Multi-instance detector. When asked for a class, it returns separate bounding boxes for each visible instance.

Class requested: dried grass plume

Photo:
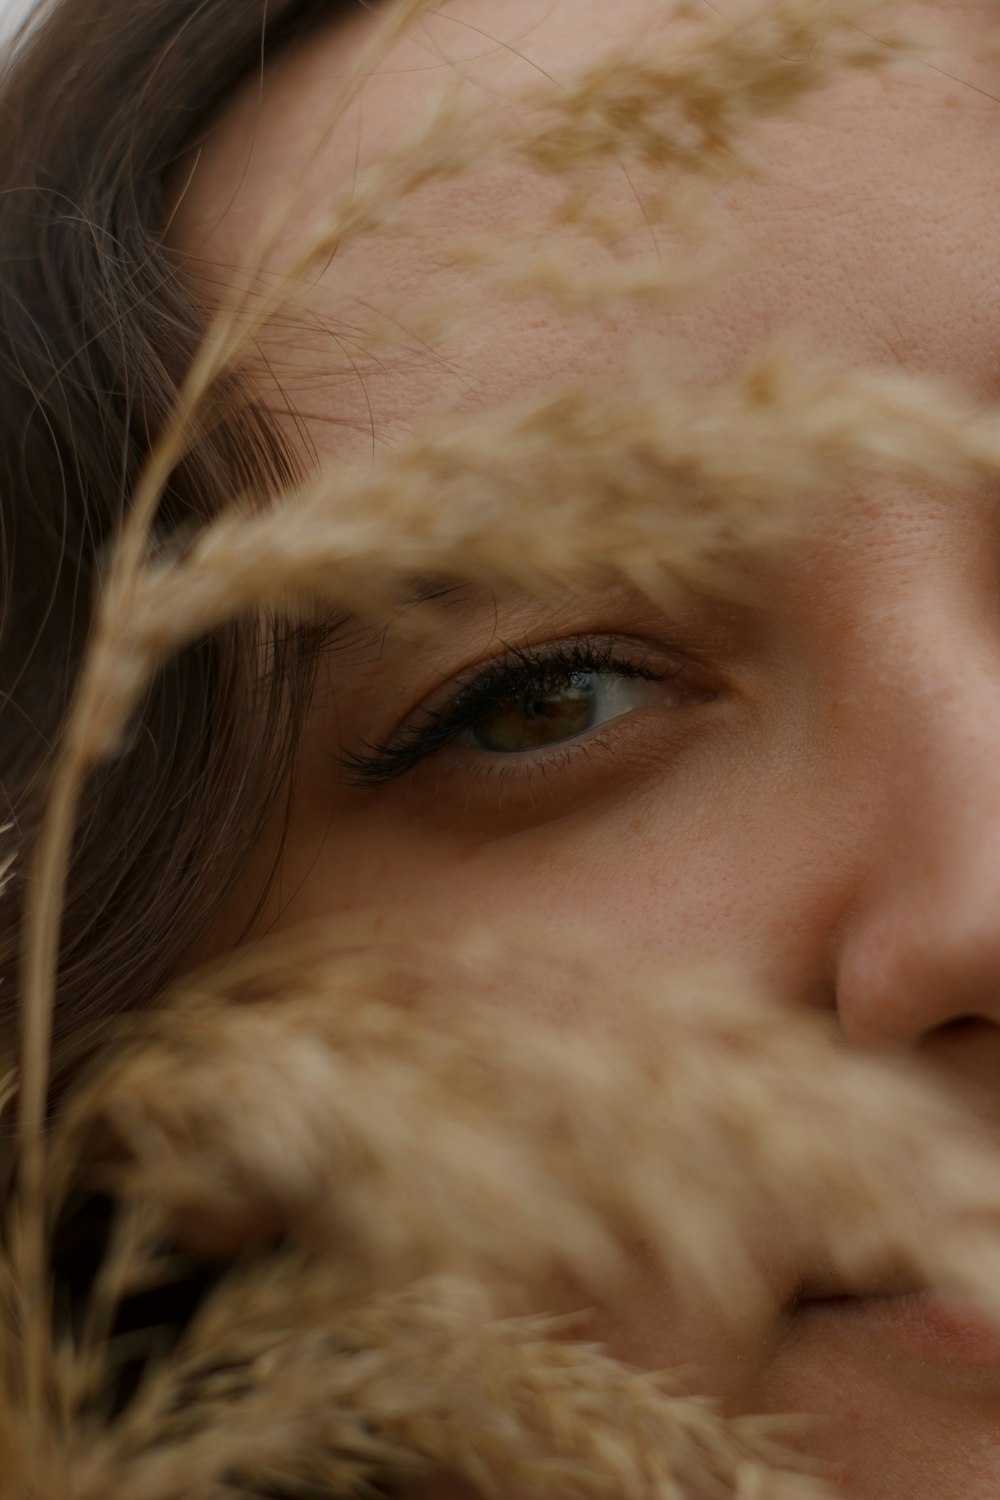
[7,2,1000,1497]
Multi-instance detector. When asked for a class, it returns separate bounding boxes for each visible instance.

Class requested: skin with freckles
[174,2,1000,1494]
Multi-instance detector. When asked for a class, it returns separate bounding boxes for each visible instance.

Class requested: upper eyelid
[415,632,678,707]
[397,636,671,736]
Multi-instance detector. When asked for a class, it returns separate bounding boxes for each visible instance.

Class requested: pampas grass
[73,343,1000,764]
[49,923,1000,1322]
[9,1,1000,1496]
[20,1263,831,1500]
[10,920,1000,1499]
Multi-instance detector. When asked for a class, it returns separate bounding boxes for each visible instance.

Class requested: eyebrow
[310,574,497,662]
[404,575,482,609]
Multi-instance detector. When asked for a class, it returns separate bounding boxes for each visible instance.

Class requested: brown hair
[0,0,348,1096]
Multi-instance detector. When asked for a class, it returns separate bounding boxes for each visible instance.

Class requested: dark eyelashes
[337,637,678,787]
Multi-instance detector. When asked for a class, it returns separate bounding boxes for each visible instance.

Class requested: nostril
[935,1015,984,1039]
[917,1013,1000,1109]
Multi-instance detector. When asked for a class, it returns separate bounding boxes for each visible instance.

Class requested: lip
[792,1289,1000,1369]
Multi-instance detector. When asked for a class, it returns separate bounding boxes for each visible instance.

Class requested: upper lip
[787,1263,924,1309]
[785,1248,929,1308]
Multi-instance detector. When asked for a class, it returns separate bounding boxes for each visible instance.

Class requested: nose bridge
[878,627,1000,840]
[834,610,1000,1047]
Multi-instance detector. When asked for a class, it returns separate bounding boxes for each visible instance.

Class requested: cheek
[267,770,852,1003]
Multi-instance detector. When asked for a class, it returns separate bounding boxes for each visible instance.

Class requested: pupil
[473,673,596,753]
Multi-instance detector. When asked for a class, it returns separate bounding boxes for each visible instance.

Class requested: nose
[833,633,1000,1056]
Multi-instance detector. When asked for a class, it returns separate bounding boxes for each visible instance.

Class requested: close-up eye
[456,660,669,753]
[339,635,718,786]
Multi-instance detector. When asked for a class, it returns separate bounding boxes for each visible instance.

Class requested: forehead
[175,0,1000,465]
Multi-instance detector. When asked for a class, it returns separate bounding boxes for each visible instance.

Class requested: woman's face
[177,2,1000,1494]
